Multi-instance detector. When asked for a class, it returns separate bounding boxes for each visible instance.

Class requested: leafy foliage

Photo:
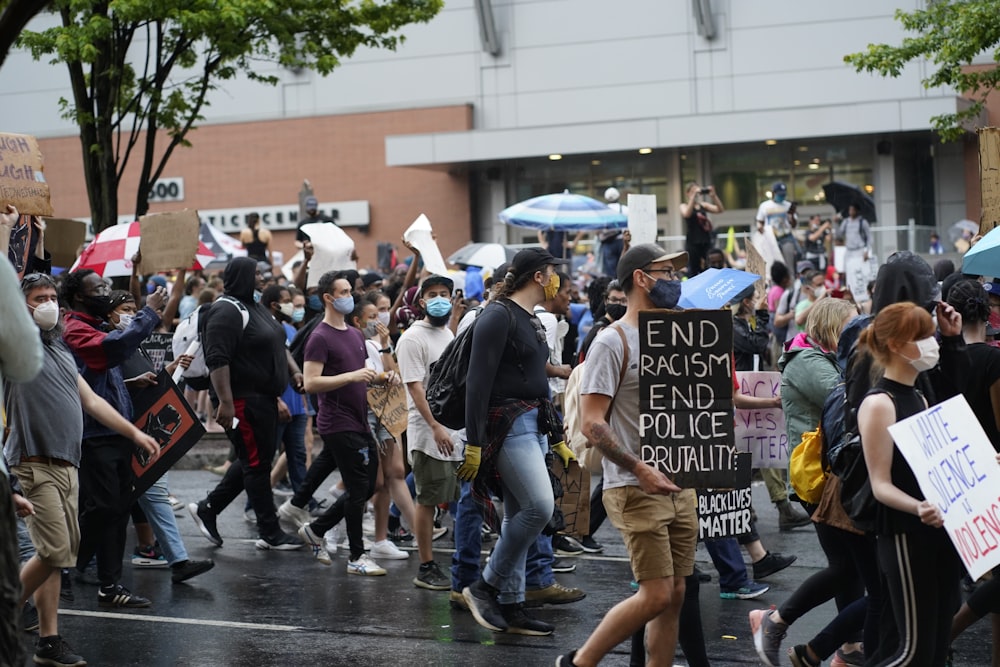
[845,1,1000,142]
[17,0,443,230]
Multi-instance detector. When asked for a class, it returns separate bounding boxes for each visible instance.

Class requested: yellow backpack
[789,424,827,504]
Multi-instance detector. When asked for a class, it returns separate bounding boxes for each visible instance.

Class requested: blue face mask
[425,296,452,318]
[333,295,355,315]
[307,294,323,311]
[774,193,786,203]
[253,290,262,304]
[647,278,682,309]
[292,307,305,323]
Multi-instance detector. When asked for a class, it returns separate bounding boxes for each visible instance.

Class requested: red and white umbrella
[71,221,216,277]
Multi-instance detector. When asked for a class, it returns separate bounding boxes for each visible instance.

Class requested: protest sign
[139,209,200,273]
[980,127,1000,235]
[845,253,876,304]
[639,310,745,487]
[697,487,753,539]
[734,371,788,468]
[404,214,449,277]
[744,241,767,306]
[302,222,356,288]
[129,370,205,501]
[627,194,657,246]
[367,383,408,441]
[0,133,51,216]
[549,458,591,539]
[44,218,88,268]
[887,395,1000,580]
[141,332,175,374]
[678,267,759,310]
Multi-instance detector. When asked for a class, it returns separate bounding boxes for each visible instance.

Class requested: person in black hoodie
[188,257,305,551]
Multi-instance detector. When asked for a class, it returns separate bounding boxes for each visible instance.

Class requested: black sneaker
[60,569,74,603]
[388,525,414,544]
[462,579,508,632]
[414,561,450,590]
[255,531,305,551]
[22,601,39,632]
[499,602,554,636]
[171,558,215,583]
[551,558,576,574]
[552,534,584,556]
[98,584,151,609]
[188,501,223,547]
[753,552,797,580]
[555,650,579,666]
[579,536,604,553]
[34,635,86,667]
[788,644,821,667]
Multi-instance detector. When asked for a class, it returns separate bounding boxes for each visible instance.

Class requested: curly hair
[60,269,97,309]
[946,279,990,326]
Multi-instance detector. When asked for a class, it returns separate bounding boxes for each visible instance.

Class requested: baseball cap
[509,247,568,277]
[616,243,687,283]
[796,260,815,274]
[361,272,383,288]
[305,196,318,209]
[419,274,454,296]
[984,281,1000,297]
[773,182,787,195]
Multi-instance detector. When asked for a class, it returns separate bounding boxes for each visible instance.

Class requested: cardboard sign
[141,332,175,374]
[549,458,591,539]
[639,310,746,488]
[129,370,205,501]
[734,371,788,468]
[697,488,753,539]
[367,383,408,441]
[44,218,88,268]
[979,127,1000,235]
[627,194,658,246]
[139,209,200,273]
[302,222,356,288]
[0,133,52,216]
[744,240,767,306]
[887,395,1000,580]
[845,253,876,304]
[404,214,449,277]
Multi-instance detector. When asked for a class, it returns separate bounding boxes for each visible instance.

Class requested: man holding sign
[559,244,694,667]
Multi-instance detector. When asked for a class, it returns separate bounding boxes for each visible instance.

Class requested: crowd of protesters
[2,188,1000,667]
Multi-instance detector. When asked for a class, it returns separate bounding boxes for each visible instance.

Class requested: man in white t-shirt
[397,274,461,592]
[755,182,798,271]
[533,271,573,406]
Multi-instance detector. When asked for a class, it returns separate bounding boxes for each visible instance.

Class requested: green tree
[845,0,1000,142]
[18,0,442,232]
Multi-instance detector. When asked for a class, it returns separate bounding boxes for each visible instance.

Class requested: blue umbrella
[499,190,627,232]
[678,268,760,310]
[960,225,1000,276]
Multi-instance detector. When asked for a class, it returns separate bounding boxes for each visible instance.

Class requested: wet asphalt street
[22,470,992,667]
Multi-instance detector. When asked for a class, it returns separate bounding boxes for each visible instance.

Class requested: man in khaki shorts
[397,275,462,591]
[558,244,698,667]
[5,273,159,666]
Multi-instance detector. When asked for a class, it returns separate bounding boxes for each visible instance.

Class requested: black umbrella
[822,182,877,222]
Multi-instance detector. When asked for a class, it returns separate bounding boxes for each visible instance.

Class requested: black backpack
[426,298,517,430]
[289,313,323,371]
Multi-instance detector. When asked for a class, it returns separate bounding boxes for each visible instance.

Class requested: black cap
[510,247,568,277]
[419,274,454,296]
[617,243,687,283]
[361,272,383,288]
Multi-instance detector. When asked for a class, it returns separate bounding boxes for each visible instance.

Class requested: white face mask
[901,336,940,372]
[278,302,295,319]
[31,300,60,331]
[376,311,391,327]
[114,313,134,331]
[812,286,826,300]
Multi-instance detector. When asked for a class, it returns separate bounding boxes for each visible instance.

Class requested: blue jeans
[275,413,308,492]
[705,537,748,591]
[482,410,555,604]
[137,473,189,566]
[16,516,35,564]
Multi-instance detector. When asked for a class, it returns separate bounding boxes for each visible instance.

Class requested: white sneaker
[347,553,386,576]
[371,539,410,560]
[325,525,343,555]
[298,524,332,566]
[169,496,184,512]
[278,499,310,528]
[432,526,449,541]
[243,509,256,524]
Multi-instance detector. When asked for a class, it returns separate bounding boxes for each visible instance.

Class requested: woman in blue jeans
[459,247,574,636]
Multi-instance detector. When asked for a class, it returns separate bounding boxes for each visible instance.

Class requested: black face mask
[605,303,627,321]
[82,293,114,317]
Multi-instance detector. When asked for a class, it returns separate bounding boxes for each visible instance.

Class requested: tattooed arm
[580,393,681,495]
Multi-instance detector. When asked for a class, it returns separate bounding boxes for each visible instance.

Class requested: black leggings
[967,568,1000,618]
[778,521,865,624]
[629,573,709,667]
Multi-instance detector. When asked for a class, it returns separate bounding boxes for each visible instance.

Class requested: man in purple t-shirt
[289,271,393,576]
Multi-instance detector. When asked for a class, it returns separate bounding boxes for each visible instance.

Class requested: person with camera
[680,183,724,276]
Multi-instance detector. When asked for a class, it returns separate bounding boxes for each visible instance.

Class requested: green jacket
[778,334,841,452]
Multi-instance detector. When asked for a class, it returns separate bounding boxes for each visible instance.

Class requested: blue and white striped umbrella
[499,190,628,232]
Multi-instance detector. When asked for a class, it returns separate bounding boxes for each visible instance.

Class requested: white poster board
[734,371,788,468]
[627,194,657,246]
[403,214,449,277]
[887,395,1000,580]
[845,252,877,304]
[301,222,356,288]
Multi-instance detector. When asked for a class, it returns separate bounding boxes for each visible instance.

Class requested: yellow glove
[551,441,576,468]
[456,445,482,481]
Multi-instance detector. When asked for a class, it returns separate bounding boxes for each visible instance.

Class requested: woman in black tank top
[858,302,962,667]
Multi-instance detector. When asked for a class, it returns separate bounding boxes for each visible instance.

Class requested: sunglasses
[21,273,55,290]
[529,316,547,345]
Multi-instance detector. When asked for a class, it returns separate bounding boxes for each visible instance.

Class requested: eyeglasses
[644,267,677,279]
[606,297,627,305]
[529,316,548,345]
